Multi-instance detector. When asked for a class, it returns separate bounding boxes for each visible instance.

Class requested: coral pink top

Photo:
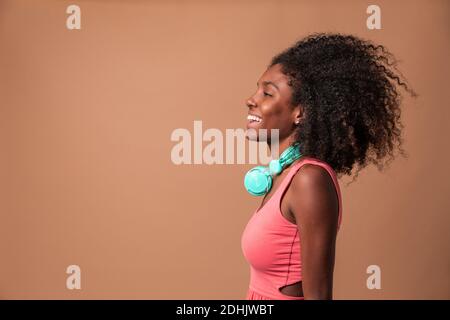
[241,157,343,300]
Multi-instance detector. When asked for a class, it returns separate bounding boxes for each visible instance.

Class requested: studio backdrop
[0,0,449,299]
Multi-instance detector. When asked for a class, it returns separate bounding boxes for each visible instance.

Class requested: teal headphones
[244,143,302,196]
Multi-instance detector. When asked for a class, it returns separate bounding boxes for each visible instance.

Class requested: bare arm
[289,164,339,300]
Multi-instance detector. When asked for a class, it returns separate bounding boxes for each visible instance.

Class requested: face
[245,63,302,142]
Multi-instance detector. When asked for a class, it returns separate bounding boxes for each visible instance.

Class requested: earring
[295,120,300,125]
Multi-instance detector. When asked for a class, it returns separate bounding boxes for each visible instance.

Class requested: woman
[241,33,415,300]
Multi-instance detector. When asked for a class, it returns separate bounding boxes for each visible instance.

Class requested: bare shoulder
[289,163,339,226]
[291,163,335,191]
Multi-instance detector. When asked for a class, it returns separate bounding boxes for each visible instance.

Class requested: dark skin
[245,64,340,299]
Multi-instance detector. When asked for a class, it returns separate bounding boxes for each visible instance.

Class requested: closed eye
[264,92,272,97]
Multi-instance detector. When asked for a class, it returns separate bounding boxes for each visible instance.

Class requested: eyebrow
[257,80,279,91]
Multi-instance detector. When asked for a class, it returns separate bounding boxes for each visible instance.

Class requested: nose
[246,95,256,109]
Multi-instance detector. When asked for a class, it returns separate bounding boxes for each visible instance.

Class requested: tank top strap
[275,157,313,195]
[274,157,343,229]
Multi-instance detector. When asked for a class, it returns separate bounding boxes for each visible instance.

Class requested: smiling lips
[247,114,262,123]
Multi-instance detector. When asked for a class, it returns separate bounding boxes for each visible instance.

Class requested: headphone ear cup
[244,166,273,196]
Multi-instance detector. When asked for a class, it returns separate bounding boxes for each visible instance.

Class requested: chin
[245,133,259,142]
[245,127,267,142]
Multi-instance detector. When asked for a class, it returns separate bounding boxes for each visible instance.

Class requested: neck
[267,136,295,159]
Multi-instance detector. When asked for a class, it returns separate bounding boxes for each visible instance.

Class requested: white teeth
[247,115,262,122]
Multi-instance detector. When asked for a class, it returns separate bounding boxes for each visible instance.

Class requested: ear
[293,105,305,125]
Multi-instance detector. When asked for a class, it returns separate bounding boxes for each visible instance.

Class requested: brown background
[0,0,449,299]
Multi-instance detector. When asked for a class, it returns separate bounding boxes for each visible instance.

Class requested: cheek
[261,103,290,127]
[260,101,284,120]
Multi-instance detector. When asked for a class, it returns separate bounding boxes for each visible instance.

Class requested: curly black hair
[269,32,417,183]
